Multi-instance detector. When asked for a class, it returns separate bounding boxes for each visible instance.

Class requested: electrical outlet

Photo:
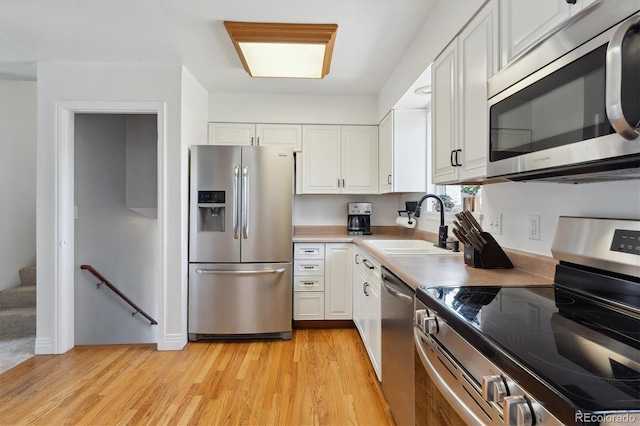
[529,215,540,240]
[488,213,502,235]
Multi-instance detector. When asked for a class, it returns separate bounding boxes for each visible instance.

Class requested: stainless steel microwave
[487,2,640,183]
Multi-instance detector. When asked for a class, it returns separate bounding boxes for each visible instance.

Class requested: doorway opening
[74,113,159,345]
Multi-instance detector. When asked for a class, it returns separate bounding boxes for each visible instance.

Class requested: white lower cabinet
[353,246,382,381]
[293,242,352,320]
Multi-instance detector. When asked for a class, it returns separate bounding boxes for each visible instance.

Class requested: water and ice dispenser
[197,190,226,232]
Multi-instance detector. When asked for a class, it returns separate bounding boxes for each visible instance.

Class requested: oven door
[487,13,640,181]
[414,299,502,425]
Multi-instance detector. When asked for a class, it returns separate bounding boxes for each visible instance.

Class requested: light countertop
[293,231,554,291]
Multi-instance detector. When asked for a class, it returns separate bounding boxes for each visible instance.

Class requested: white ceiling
[0,0,438,101]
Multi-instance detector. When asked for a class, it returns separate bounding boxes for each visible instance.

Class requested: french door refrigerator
[188,145,293,340]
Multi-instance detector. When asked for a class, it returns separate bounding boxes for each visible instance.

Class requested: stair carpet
[0,266,36,336]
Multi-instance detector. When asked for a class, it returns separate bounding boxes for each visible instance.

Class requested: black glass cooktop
[416,283,640,423]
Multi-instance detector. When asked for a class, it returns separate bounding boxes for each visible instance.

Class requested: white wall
[126,114,158,218]
[209,92,377,125]
[400,180,640,257]
[74,114,158,344]
[37,62,186,353]
[294,194,401,226]
[180,66,209,340]
[482,180,640,256]
[377,0,484,119]
[0,81,37,291]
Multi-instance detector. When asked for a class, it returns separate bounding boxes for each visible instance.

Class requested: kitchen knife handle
[463,210,483,232]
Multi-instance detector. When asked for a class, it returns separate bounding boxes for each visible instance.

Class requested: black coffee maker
[348,202,372,235]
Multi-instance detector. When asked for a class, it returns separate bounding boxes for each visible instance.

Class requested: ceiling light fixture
[224,21,338,79]
[414,85,432,95]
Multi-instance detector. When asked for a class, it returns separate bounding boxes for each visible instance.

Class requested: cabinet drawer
[294,260,325,276]
[293,292,325,320]
[293,276,325,292]
[294,243,325,260]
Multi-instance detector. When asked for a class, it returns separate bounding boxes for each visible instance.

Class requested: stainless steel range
[414,217,639,425]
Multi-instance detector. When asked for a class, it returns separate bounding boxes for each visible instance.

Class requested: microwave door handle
[606,15,640,141]
[233,166,239,239]
[242,165,249,239]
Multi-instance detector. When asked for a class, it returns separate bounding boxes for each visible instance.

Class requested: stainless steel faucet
[415,194,448,249]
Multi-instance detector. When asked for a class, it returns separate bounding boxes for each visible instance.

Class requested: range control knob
[482,375,507,402]
[415,309,427,327]
[424,315,439,334]
[503,396,533,426]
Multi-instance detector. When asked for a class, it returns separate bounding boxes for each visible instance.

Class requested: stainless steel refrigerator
[188,145,293,340]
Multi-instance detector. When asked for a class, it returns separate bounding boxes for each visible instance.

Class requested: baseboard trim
[293,320,355,329]
[35,337,55,354]
[158,333,186,351]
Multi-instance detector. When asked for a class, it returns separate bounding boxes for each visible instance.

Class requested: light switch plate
[529,215,540,240]
[488,213,502,235]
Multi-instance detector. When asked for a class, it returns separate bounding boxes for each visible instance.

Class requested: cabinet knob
[482,375,507,402]
[363,282,370,296]
[503,396,533,426]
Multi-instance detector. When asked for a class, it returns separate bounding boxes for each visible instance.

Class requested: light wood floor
[0,328,395,426]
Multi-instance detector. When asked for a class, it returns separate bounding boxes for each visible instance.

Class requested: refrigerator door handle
[242,165,249,239]
[195,268,286,275]
[233,166,240,239]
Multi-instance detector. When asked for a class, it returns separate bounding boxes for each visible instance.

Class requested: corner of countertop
[503,248,557,280]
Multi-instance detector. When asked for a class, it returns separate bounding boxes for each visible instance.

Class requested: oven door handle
[606,14,640,141]
[414,328,488,426]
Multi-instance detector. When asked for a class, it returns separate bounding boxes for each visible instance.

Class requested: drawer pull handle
[304,282,316,286]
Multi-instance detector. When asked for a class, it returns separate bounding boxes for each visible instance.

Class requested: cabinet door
[256,124,302,151]
[324,243,353,320]
[293,292,324,320]
[208,123,255,145]
[432,41,458,184]
[457,0,498,181]
[353,264,368,339]
[301,125,341,194]
[341,126,378,194]
[378,112,393,194]
[367,280,381,381]
[393,109,428,192]
[500,0,571,68]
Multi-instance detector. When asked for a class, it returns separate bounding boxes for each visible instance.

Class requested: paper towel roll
[395,216,416,229]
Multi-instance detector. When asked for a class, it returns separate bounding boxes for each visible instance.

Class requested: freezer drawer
[188,263,292,340]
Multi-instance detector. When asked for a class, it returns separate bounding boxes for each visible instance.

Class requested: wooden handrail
[80,265,158,325]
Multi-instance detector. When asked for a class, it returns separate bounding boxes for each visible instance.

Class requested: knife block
[463,232,513,269]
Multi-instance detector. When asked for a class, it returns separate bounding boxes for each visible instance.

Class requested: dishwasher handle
[381,268,413,304]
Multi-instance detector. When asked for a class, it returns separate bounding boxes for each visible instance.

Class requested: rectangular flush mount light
[224,22,338,79]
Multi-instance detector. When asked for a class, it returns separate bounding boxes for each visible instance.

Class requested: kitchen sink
[363,239,461,255]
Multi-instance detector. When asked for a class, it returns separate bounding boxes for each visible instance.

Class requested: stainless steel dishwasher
[381,266,415,426]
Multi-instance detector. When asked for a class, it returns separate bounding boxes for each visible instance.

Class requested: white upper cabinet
[432,0,498,184]
[208,123,255,146]
[256,124,302,151]
[341,126,378,194]
[432,41,458,184]
[457,0,499,181]
[378,109,428,194]
[301,125,378,194]
[208,123,301,150]
[500,0,595,69]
